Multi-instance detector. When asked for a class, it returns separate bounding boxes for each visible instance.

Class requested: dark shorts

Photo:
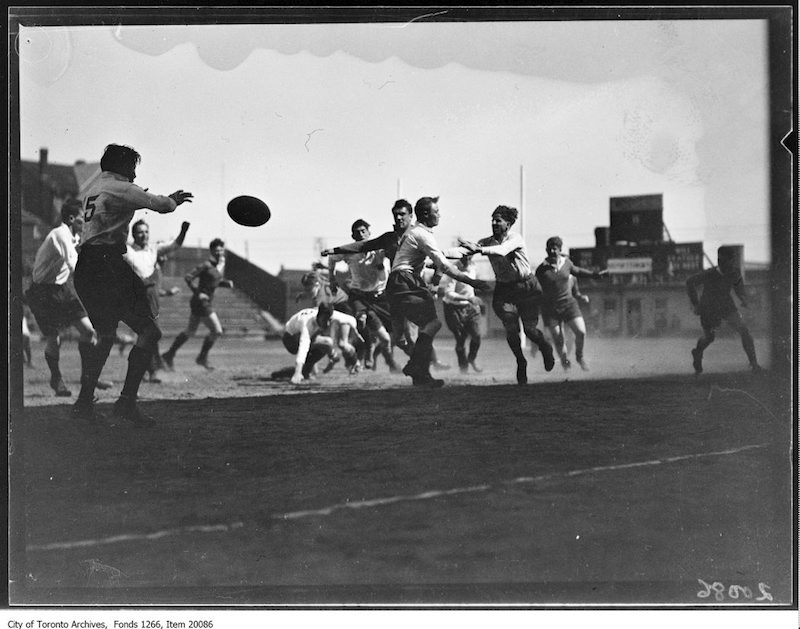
[542,298,583,327]
[282,331,301,354]
[386,270,437,327]
[74,245,155,336]
[190,294,215,318]
[492,276,542,325]
[25,281,88,336]
[700,306,740,331]
[348,288,393,332]
[443,302,481,338]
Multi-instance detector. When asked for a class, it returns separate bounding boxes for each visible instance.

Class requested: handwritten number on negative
[696,578,773,602]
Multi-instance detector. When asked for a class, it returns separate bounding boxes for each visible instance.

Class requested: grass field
[11,334,795,606]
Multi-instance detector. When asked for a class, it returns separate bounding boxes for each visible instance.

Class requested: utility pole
[520,165,527,349]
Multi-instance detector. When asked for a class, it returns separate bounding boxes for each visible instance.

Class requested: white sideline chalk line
[27,522,245,552]
[275,443,769,520]
[26,443,768,552]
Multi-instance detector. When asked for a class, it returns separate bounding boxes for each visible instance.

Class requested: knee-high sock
[165,332,189,358]
[410,333,434,375]
[44,352,61,382]
[120,346,152,401]
[740,329,758,365]
[197,336,215,361]
[77,337,113,403]
[506,331,525,363]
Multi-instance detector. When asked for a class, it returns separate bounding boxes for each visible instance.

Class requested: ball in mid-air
[227,195,271,227]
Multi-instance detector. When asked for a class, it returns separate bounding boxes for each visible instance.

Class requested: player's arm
[461,234,519,257]
[570,261,608,280]
[157,221,190,255]
[322,232,391,256]
[327,256,341,294]
[686,272,703,312]
[428,250,489,292]
[291,322,313,384]
[184,263,205,296]
[732,276,749,307]
[124,185,193,214]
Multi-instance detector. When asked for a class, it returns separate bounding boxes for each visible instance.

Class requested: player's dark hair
[546,236,563,250]
[100,144,141,175]
[492,205,518,225]
[316,302,334,320]
[414,196,440,220]
[351,219,370,234]
[132,219,149,233]
[209,238,225,250]
[392,199,412,213]
[60,198,82,221]
[717,245,736,259]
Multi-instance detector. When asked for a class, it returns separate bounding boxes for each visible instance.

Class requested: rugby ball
[227,195,271,227]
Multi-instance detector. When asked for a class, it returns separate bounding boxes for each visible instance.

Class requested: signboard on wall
[607,257,653,274]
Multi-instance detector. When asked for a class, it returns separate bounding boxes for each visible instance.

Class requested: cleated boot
[113,397,156,428]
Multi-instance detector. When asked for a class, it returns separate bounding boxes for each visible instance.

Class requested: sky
[16,12,777,275]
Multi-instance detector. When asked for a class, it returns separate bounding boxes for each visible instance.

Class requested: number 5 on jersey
[84,195,99,221]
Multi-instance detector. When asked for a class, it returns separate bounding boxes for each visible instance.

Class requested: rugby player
[459,205,556,385]
[73,143,193,425]
[123,218,190,382]
[327,219,399,372]
[686,246,762,374]
[25,199,107,396]
[283,303,364,384]
[535,236,608,371]
[162,238,233,371]
[440,254,484,373]
[387,196,489,387]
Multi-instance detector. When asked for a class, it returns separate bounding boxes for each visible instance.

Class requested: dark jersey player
[686,246,762,374]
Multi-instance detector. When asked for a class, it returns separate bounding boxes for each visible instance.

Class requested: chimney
[39,148,48,174]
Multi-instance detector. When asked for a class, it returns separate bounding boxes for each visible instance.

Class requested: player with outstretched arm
[72,143,193,425]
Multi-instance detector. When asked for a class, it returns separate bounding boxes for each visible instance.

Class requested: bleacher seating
[155,276,268,339]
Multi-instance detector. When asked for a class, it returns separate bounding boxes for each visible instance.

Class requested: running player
[25,199,104,396]
[72,144,193,424]
[535,236,608,371]
[387,196,489,387]
[440,254,483,373]
[162,238,233,371]
[686,245,762,374]
[282,303,364,384]
[459,205,556,385]
[327,219,399,372]
[123,218,190,382]
[320,199,449,369]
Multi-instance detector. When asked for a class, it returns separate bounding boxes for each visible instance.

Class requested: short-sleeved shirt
[81,172,176,247]
[31,224,78,285]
